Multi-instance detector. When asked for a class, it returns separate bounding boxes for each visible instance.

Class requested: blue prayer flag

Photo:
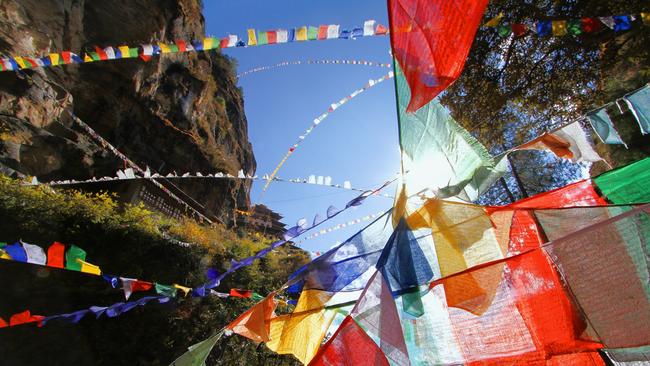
[536,20,552,36]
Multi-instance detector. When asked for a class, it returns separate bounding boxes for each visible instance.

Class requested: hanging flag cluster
[262,71,394,193]
[237,59,391,78]
[0,241,100,275]
[587,83,650,144]
[219,156,650,366]
[0,20,388,73]
[486,12,650,38]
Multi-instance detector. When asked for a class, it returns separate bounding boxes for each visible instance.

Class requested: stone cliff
[0,0,256,221]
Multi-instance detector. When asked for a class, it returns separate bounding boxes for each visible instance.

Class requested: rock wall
[0,0,256,221]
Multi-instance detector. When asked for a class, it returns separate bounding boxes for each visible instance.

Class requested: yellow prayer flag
[76,258,101,275]
[118,46,131,58]
[484,13,503,27]
[83,54,93,62]
[247,29,257,46]
[552,20,567,36]
[49,53,60,66]
[159,43,171,53]
[266,308,335,364]
[174,284,191,297]
[203,37,215,50]
[13,56,27,69]
[0,250,11,260]
[642,13,650,26]
[295,26,308,41]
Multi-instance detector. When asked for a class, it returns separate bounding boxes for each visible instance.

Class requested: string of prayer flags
[487,13,647,38]
[261,72,394,193]
[514,121,603,163]
[388,0,489,112]
[0,241,102,274]
[1,20,388,73]
[237,59,391,78]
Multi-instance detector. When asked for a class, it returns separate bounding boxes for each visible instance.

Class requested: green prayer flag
[567,19,582,35]
[129,48,139,58]
[497,24,512,37]
[169,331,223,366]
[396,64,508,202]
[251,292,264,301]
[257,31,268,45]
[155,283,178,298]
[594,157,650,204]
[169,44,179,53]
[90,52,101,61]
[65,245,86,271]
[0,242,6,248]
[307,26,318,40]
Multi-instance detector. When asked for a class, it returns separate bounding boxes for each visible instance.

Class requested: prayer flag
[129,47,139,57]
[13,57,27,69]
[375,24,388,35]
[247,29,257,45]
[174,284,191,297]
[257,31,268,45]
[118,46,130,58]
[169,331,223,366]
[613,15,632,32]
[49,53,60,65]
[622,85,650,135]
[276,29,288,43]
[175,40,187,52]
[307,26,318,40]
[594,157,650,204]
[65,245,86,271]
[352,27,363,38]
[326,24,340,39]
[288,28,296,42]
[229,288,253,298]
[191,40,203,51]
[339,29,351,39]
[9,310,43,327]
[226,293,276,342]
[296,26,308,41]
[267,30,277,44]
[642,13,650,25]
[227,35,238,47]
[552,20,567,36]
[536,20,552,36]
[5,242,27,262]
[567,19,583,35]
[159,43,171,53]
[46,242,65,268]
[203,37,215,50]
[512,23,527,37]
[516,122,602,163]
[94,46,108,60]
[484,13,503,27]
[363,19,376,36]
[586,108,626,145]
[497,24,512,37]
[77,259,101,275]
[141,44,154,56]
[599,16,615,29]
[155,283,178,297]
[104,47,116,59]
[0,317,6,328]
[317,25,328,40]
[582,18,602,33]
[39,56,50,67]
[388,0,489,112]
[219,38,228,49]
[22,242,46,265]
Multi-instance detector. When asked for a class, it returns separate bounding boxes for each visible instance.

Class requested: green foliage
[0,175,307,365]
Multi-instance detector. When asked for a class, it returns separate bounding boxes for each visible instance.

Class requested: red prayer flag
[220,38,229,48]
[0,317,7,328]
[388,0,489,112]
[131,280,153,293]
[226,293,276,342]
[317,25,328,40]
[512,23,528,37]
[61,51,72,64]
[309,316,390,366]
[175,40,187,53]
[47,242,65,268]
[375,24,388,35]
[581,18,602,33]
[229,288,253,298]
[267,30,277,44]
[94,46,108,61]
[9,310,44,327]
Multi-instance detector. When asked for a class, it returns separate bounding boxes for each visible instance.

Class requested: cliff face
[0,0,256,220]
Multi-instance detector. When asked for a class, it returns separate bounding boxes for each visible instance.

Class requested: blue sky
[203,1,400,253]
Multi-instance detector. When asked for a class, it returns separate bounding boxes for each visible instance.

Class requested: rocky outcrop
[0,0,255,221]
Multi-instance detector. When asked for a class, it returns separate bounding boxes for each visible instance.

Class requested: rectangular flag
[141,44,154,56]
[220,38,229,49]
[175,40,188,52]
[267,30,277,44]
[118,46,130,58]
[257,31,268,45]
[203,37,215,50]
[65,245,86,271]
[13,57,27,69]
[586,108,626,145]
[277,29,288,43]
[516,122,603,163]
[296,26,308,41]
[227,35,238,47]
[159,43,171,53]
[103,47,116,59]
[78,259,101,275]
[49,53,60,66]
[47,242,65,268]
[318,25,328,40]
[326,24,340,39]
[363,20,376,36]
[307,26,318,40]
[247,29,258,45]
